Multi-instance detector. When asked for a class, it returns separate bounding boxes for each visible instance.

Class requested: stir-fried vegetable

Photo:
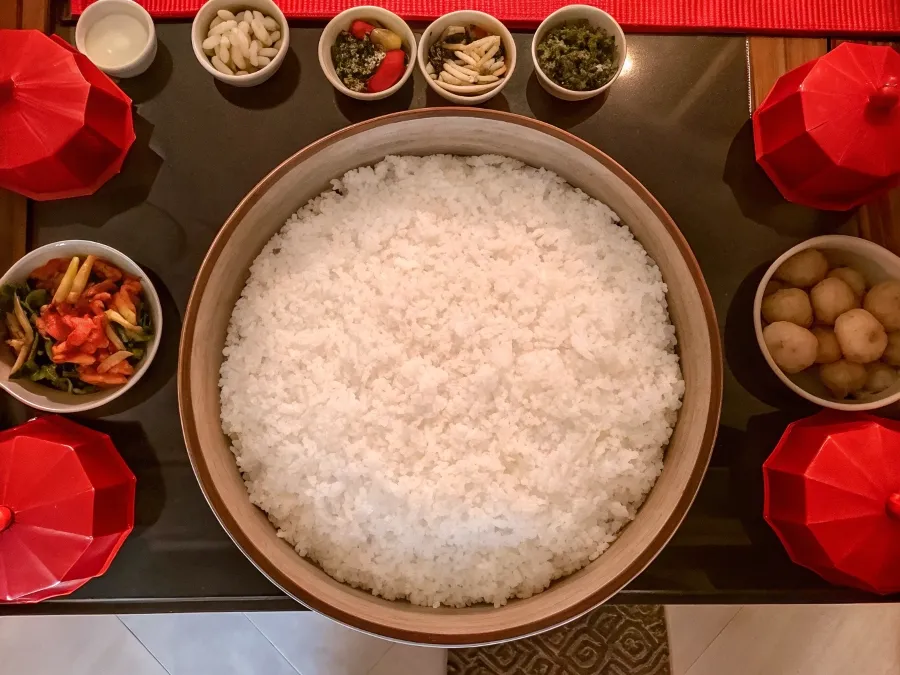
[1,256,154,393]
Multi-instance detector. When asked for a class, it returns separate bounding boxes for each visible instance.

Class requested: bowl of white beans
[191,0,288,87]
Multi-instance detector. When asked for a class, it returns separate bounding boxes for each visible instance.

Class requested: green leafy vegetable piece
[24,289,49,313]
[23,334,40,373]
[29,365,72,393]
[117,324,151,345]
[41,336,54,359]
[138,303,152,333]
[61,363,78,376]
[0,284,26,314]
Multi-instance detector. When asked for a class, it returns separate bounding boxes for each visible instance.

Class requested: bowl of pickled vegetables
[318,6,416,101]
[0,240,162,412]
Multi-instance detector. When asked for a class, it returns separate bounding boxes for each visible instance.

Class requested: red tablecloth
[71,0,900,33]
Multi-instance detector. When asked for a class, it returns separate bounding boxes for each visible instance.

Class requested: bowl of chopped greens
[532,5,626,102]
[318,6,416,101]
[0,240,162,413]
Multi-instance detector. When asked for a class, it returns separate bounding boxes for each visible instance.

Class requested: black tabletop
[1,23,890,615]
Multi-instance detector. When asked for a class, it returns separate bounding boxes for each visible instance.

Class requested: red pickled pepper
[367,49,405,93]
[350,20,375,40]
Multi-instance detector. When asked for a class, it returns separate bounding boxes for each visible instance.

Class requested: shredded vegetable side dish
[2,256,153,393]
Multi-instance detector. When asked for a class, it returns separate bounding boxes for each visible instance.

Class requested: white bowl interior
[191,0,289,87]
[75,0,156,77]
[0,241,162,413]
[318,7,416,101]
[532,5,626,101]
[417,11,516,105]
[753,235,900,411]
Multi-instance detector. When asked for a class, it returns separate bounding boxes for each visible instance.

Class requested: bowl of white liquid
[76,0,157,78]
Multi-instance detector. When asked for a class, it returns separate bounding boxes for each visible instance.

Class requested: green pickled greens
[536,20,619,91]
[332,31,384,92]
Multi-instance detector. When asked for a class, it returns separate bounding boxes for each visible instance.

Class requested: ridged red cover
[70,0,900,33]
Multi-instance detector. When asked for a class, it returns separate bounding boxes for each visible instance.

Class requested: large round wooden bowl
[179,109,722,646]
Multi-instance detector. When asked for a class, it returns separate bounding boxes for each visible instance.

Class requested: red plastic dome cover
[753,43,900,211]
[764,410,900,595]
[0,30,135,201]
[0,416,135,603]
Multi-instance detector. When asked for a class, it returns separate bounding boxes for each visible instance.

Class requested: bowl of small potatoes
[754,235,900,411]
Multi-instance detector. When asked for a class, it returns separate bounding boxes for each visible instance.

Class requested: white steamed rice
[219,155,684,608]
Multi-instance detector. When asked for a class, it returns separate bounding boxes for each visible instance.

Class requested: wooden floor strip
[832,40,900,254]
[0,0,52,274]
[747,37,828,111]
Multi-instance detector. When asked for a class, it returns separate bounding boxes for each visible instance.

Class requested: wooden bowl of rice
[179,109,722,646]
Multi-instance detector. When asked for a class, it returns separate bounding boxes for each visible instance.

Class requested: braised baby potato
[763,279,787,297]
[763,321,818,374]
[834,309,887,364]
[827,267,866,298]
[811,326,842,364]
[762,288,813,327]
[810,277,859,325]
[863,363,899,395]
[774,249,829,288]
[819,359,867,398]
[883,332,900,366]
[863,280,900,332]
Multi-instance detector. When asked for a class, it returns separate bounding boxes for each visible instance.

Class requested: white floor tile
[368,644,447,675]
[247,611,392,675]
[121,612,299,675]
[665,604,741,675]
[0,615,167,675]
[685,604,900,675]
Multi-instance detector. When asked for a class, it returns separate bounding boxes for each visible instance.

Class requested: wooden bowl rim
[178,107,723,644]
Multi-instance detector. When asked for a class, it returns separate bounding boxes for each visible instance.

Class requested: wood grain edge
[0,0,49,274]
[747,37,828,111]
[0,193,27,275]
[832,40,900,255]
[0,3,25,276]
[22,0,50,31]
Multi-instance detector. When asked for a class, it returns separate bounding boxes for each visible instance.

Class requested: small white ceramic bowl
[418,10,515,105]
[75,0,157,78]
[754,235,900,411]
[532,5,626,102]
[191,0,289,87]
[318,7,416,101]
[0,241,163,413]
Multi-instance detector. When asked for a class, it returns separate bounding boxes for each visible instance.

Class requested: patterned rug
[447,605,670,675]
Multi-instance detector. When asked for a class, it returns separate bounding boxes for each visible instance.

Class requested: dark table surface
[2,22,891,615]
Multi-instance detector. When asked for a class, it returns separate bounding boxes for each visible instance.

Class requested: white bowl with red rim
[0,240,162,413]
